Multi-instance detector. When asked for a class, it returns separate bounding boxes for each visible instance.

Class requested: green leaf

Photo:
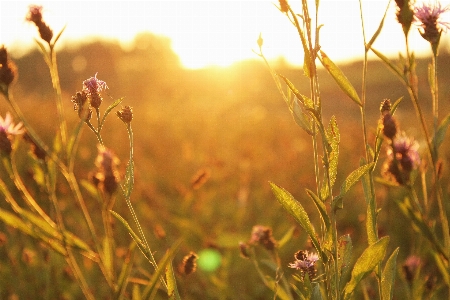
[343,236,389,300]
[319,50,361,106]
[321,116,339,200]
[110,210,148,258]
[433,112,450,152]
[381,247,399,300]
[277,226,296,249]
[338,234,353,292]
[334,163,375,210]
[370,47,404,80]
[80,179,100,199]
[270,182,321,255]
[292,99,313,135]
[397,198,448,260]
[52,24,67,46]
[311,282,323,300]
[305,189,331,231]
[366,0,390,50]
[100,97,124,129]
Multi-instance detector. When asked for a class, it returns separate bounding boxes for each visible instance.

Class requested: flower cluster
[92,145,120,196]
[71,73,108,119]
[414,1,450,46]
[26,5,53,44]
[380,99,421,185]
[0,112,24,155]
[288,250,319,280]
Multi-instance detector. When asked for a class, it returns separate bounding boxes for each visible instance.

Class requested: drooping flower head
[0,112,25,155]
[414,1,450,50]
[289,250,319,280]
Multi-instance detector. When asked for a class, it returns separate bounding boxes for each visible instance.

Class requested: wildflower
[0,46,17,91]
[395,0,414,35]
[383,132,420,185]
[94,145,120,195]
[179,252,198,275]
[249,225,277,251]
[82,73,108,109]
[402,255,421,283]
[414,1,450,50]
[116,106,133,124]
[0,112,24,155]
[26,5,53,44]
[289,250,319,280]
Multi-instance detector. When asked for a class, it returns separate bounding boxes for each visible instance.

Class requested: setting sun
[2,1,450,69]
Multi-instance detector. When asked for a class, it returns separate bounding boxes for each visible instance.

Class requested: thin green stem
[49,47,68,153]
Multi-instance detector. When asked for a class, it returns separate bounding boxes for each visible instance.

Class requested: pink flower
[82,73,108,95]
[288,250,319,270]
[0,112,24,135]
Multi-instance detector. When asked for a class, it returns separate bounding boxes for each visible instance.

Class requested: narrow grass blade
[115,242,137,300]
[381,247,399,300]
[110,210,147,256]
[365,0,390,50]
[370,47,404,79]
[319,50,361,107]
[270,182,322,256]
[343,236,389,300]
[141,239,182,300]
[278,226,296,249]
[166,261,181,300]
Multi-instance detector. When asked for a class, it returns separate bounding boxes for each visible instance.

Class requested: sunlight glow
[1,1,450,69]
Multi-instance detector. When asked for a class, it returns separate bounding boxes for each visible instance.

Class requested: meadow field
[1,2,450,299]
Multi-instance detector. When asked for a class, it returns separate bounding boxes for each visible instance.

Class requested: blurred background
[1,1,450,299]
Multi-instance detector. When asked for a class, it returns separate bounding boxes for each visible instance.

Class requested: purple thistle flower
[414,1,450,46]
[82,73,108,95]
[288,250,319,270]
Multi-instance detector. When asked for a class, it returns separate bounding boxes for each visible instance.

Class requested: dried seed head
[395,0,414,35]
[116,106,133,124]
[279,0,289,13]
[71,91,92,120]
[180,252,198,275]
[26,5,53,44]
[0,46,17,90]
[382,113,398,140]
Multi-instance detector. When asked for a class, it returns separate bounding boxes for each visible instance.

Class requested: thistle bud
[116,106,133,124]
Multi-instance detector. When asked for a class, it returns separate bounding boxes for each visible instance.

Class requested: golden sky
[1,0,449,69]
